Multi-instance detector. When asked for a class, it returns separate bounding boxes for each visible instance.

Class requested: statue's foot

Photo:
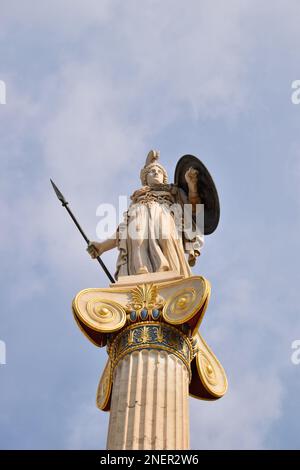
[137,266,149,274]
[158,265,169,272]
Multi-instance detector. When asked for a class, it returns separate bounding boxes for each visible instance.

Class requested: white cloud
[190,373,283,449]
[1,0,112,37]
[113,0,250,119]
[66,401,109,450]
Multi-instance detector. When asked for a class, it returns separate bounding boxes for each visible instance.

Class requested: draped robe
[115,184,204,279]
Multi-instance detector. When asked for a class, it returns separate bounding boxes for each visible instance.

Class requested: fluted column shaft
[106,349,190,450]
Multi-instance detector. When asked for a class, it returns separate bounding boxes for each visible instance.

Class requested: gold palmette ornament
[72,275,228,411]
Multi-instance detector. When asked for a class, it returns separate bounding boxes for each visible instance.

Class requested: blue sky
[0,0,300,449]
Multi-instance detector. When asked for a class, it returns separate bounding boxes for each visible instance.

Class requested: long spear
[50,179,115,283]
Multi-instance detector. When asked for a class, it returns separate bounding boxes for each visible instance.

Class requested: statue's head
[140,150,168,186]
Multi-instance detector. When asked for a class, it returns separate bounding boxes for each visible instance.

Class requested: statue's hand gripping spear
[50,179,115,283]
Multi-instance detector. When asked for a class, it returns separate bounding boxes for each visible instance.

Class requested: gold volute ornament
[72,273,228,408]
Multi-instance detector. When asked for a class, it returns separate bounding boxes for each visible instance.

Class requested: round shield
[174,154,220,235]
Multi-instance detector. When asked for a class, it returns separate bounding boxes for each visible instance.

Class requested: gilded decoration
[107,322,193,379]
[73,273,228,410]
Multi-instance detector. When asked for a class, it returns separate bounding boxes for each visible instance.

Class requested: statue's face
[146,165,164,186]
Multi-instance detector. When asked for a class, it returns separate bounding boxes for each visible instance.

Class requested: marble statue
[87,150,204,279]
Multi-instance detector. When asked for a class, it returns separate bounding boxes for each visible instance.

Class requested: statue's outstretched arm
[87,233,117,259]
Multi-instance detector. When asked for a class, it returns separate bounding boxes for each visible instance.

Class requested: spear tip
[50,178,68,206]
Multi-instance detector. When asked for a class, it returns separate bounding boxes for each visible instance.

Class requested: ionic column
[73,275,228,451]
[106,323,192,450]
